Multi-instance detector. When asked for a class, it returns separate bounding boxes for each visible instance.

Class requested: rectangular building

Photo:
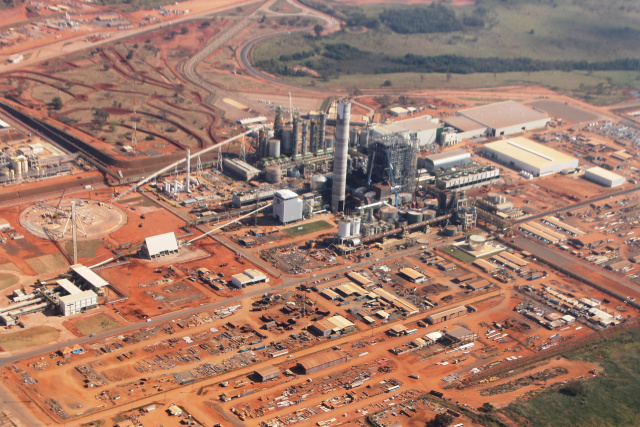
[254,365,280,382]
[435,166,500,190]
[425,305,467,324]
[370,115,441,148]
[141,232,179,258]
[297,350,348,374]
[70,264,109,292]
[223,158,261,181]
[273,190,303,224]
[58,290,98,316]
[444,326,477,343]
[458,100,550,137]
[230,269,269,288]
[584,166,626,188]
[423,149,471,171]
[399,268,426,283]
[483,137,578,177]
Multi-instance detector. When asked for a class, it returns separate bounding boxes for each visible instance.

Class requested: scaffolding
[367,134,417,193]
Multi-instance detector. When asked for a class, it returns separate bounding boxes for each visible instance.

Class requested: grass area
[502,328,640,427]
[0,326,59,352]
[269,0,302,13]
[25,253,66,275]
[0,273,19,291]
[71,314,121,336]
[0,262,21,272]
[64,239,105,259]
[441,246,476,263]
[284,220,333,237]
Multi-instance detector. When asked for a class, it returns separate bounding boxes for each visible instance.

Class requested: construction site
[0,0,638,426]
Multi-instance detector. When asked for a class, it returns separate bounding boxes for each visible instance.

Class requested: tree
[432,413,454,427]
[180,26,189,35]
[481,402,495,413]
[560,381,585,397]
[126,50,134,60]
[313,24,323,38]
[93,109,110,128]
[382,79,392,87]
[51,96,63,110]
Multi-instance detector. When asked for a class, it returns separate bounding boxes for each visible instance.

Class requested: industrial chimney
[331,99,351,212]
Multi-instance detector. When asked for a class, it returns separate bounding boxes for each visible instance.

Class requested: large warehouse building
[483,137,578,177]
[423,149,471,171]
[297,350,348,374]
[584,166,626,188]
[370,116,442,147]
[458,100,550,137]
[141,232,179,259]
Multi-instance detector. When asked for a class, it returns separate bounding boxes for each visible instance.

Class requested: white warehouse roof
[584,166,626,187]
[484,137,577,176]
[459,100,549,131]
[144,232,179,257]
[71,264,109,288]
[275,189,299,200]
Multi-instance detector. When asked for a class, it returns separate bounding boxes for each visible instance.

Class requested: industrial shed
[141,232,179,259]
[254,365,281,382]
[444,326,477,344]
[398,268,426,283]
[297,350,348,374]
[370,115,441,147]
[70,264,109,293]
[308,319,337,337]
[230,269,269,288]
[346,272,374,288]
[423,149,471,171]
[584,166,626,188]
[443,115,488,140]
[425,305,467,324]
[483,137,578,177]
[458,100,550,137]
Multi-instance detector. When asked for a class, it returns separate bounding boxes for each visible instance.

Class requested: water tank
[164,181,171,193]
[338,220,351,238]
[14,160,21,176]
[351,217,361,236]
[379,205,399,222]
[422,209,437,220]
[407,211,423,224]
[310,174,327,191]
[469,234,487,250]
[444,225,459,236]
[268,139,281,157]
[265,165,281,184]
[22,159,28,174]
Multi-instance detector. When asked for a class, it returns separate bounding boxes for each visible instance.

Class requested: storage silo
[22,159,28,174]
[281,128,292,153]
[351,217,361,236]
[444,225,458,236]
[422,209,437,220]
[407,211,423,224]
[268,139,281,157]
[265,165,282,184]
[425,199,438,210]
[469,235,487,251]
[338,219,351,238]
[310,175,327,191]
[379,205,399,222]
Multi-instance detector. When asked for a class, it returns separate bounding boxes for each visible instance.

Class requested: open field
[0,273,19,290]
[0,326,59,352]
[25,253,67,276]
[502,328,640,427]
[284,220,333,236]
[64,240,106,260]
[70,314,121,336]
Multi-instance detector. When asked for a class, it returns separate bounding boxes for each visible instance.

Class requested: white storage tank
[268,139,281,157]
[338,220,351,238]
[310,174,327,191]
[351,217,361,236]
[469,234,487,250]
[265,165,282,184]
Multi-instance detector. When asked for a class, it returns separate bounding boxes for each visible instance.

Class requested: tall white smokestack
[186,148,191,193]
[331,99,351,212]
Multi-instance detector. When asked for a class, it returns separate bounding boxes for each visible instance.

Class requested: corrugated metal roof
[144,232,178,257]
[71,264,109,288]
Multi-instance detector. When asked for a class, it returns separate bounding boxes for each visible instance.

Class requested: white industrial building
[458,101,550,137]
[57,279,98,316]
[231,268,269,288]
[273,190,303,224]
[222,158,261,181]
[483,137,578,177]
[370,116,441,148]
[584,166,626,188]
[70,264,109,294]
[423,149,471,171]
[141,232,179,259]
[436,166,500,190]
[443,116,487,140]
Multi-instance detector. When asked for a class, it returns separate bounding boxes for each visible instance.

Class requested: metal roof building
[425,305,467,324]
[584,166,626,188]
[458,100,550,137]
[444,115,487,140]
[141,232,179,258]
[398,268,426,283]
[254,365,281,382]
[70,264,109,291]
[231,269,269,288]
[483,137,578,177]
[297,350,348,374]
[423,149,471,171]
[370,116,441,147]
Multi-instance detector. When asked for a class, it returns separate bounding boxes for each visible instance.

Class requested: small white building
[141,232,179,259]
[584,166,626,188]
[231,268,269,288]
[273,190,303,224]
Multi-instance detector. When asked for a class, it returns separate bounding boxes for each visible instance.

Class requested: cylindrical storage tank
[425,199,438,210]
[422,209,437,220]
[22,159,28,174]
[397,210,407,221]
[351,217,361,236]
[379,205,399,222]
[338,220,351,238]
[281,128,292,153]
[399,192,413,204]
[268,139,281,157]
[310,174,327,191]
[164,181,171,193]
[407,211,423,224]
[326,137,334,150]
[265,165,282,184]
[14,160,21,176]
[288,168,300,178]
[444,225,458,236]
[469,234,487,251]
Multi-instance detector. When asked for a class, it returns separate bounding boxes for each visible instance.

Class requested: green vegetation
[25,253,66,275]
[284,220,333,237]
[0,272,18,290]
[64,239,105,259]
[0,326,59,351]
[256,0,640,103]
[502,328,640,427]
[72,314,121,336]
